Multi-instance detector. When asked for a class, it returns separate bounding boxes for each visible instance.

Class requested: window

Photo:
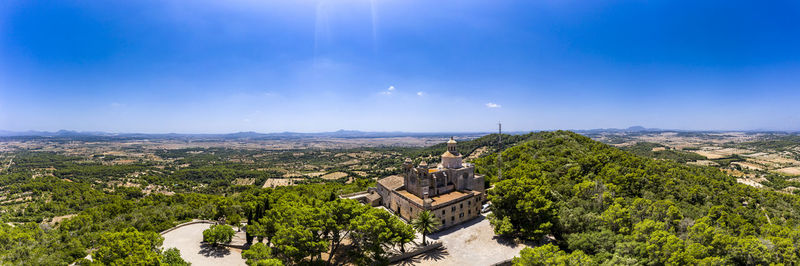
[460,203,463,209]
[459,213,464,218]
[451,206,456,212]
[468,201,471,206]
[442,210,445,216]
[468,210,471,215]
[451,216,454,222]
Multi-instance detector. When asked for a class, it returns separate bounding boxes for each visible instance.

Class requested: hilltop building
[375,137,485,229]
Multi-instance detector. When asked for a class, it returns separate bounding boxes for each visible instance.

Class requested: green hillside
[3,131,799,265]
[476,131,800,265]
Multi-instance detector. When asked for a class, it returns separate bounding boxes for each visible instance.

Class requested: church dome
[441,151,458,158]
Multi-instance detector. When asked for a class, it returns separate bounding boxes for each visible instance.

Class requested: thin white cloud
[110,102,124,108]
[417,91,424,96]
[486,102,501,108]
[381,85,395,95]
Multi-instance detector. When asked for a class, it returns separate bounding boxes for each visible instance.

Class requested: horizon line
[2,127,799,136]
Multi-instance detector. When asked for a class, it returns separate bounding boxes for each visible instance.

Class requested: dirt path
[2,156,12,173]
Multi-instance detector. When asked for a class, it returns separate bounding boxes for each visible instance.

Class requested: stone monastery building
[376,137,485,229]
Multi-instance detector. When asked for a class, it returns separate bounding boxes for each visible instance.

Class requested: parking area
[397,214,530,266]
[161,223,247,266]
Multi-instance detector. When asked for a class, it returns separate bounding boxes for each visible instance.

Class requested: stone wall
[386,191,424,222]
[472,175,486,197]
[383,187,482,230]
[159,220,216,235]
[431,195,482,229]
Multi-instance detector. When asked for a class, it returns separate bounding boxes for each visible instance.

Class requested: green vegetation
[513,244,594,265]
[92,228,190,265]
[241,243,282,266]
[763,173,800,192]
[0,172,395,265]
[620,142,707,163]
[739,135,800,153]
[411,210,441,246]
[347,206,415,264]
[478,131,800,265]
[402,133,533,163]
[711,154,747,168]
[227,187,413,265]
[161,248,191,266]
[202,224,235,246]
[0,149,381,265]
[3,130,798,265]
[0,189,220,264]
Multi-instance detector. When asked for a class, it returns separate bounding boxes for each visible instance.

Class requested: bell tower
[447,137,458,155]
[441,137,463,169]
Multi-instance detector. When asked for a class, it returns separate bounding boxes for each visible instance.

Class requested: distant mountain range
[575,126,799,134]
[0,129,493,140]
[1,126,795,140]
[575,126,664,133]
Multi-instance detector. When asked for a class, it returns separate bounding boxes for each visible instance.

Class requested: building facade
[376,137,485,230]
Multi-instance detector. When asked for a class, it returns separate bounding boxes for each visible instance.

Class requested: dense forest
[0,177,387,265]
[474,131,800,265]
[2,131,800,265]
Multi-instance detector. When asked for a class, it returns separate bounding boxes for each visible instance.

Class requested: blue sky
[1,0,799,133]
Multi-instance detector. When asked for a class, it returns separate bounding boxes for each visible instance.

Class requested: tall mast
[497,122,502,181]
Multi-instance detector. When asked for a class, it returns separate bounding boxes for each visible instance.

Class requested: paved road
[162,223,247,266]
[398,215,529,266]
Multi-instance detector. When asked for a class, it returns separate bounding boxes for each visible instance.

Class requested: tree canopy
[411,210,441,246]
[478,131,800,265]
[203,224,235,246]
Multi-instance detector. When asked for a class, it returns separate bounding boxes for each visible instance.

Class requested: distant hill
[575,125,665,133]
[472,130,800,264]
[0,129,492,140]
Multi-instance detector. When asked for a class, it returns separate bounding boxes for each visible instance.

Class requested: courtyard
[161,222,248,266]
[398,214,530,266]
